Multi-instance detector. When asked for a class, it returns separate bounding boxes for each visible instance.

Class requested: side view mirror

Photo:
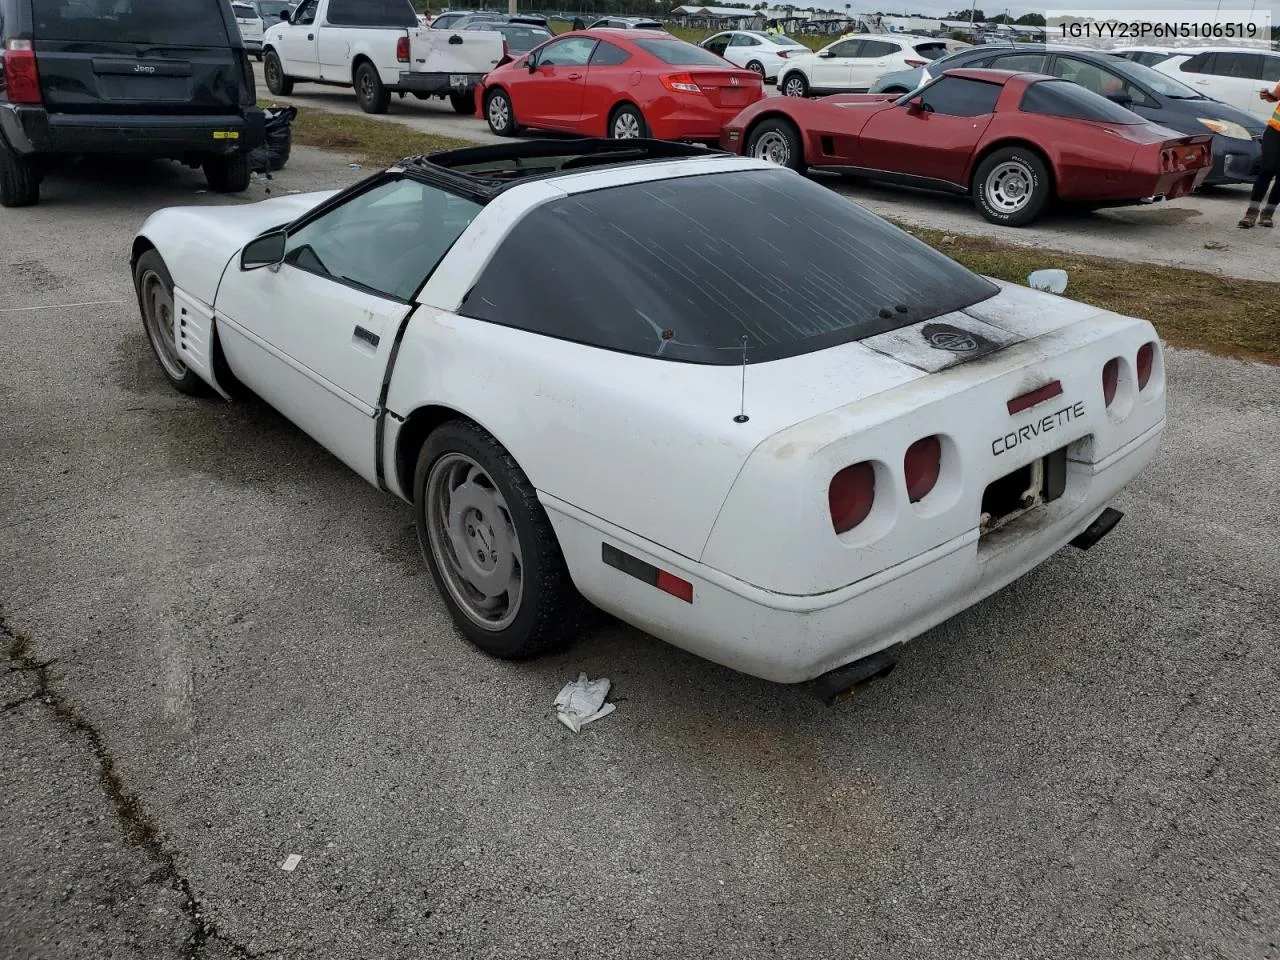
[280,8,290,19]
[241,230,286,270]
[527,56,538,72]
[906,97,923,114]
[819,50,835,58]
[1104,92,1132,106]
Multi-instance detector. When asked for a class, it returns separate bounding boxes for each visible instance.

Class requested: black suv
[0,0,264,207]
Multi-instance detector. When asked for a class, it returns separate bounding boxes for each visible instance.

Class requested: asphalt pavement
[253,61,1280,282]
[2,145,1280,960]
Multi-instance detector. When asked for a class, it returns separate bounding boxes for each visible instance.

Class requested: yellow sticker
[212,131,240,140]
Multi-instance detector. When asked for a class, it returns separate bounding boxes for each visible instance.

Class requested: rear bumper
[0,105,265,157]
[1209,136,1261,184]
[547,418,1164,684]
[396,71,484,96]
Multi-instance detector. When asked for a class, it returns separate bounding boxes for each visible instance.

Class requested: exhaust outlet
[805,650,898,706]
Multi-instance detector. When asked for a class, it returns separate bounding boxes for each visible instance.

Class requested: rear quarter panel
[975,113,1143,201]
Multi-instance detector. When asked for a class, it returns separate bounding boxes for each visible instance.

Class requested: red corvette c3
[719,68,1212,226]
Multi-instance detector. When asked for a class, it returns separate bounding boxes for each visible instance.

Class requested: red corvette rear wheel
[972,146,1051,228]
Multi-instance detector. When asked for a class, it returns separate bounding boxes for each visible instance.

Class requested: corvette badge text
[992,401,1085,456]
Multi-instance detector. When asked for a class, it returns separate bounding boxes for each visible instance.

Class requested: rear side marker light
[1102,358,1120,406]
[904,436,941,503]
[661,72,701,93]
[904,58,926,67]
[601,543,693,603]
[829,462,875,534]
[396,35,410,63]
[1007,379,1063,416]
[1136,342,1155,390]
[2,38,41,105]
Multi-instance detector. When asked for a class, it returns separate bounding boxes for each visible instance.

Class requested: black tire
[413,420,584,660]
[484,87,517,136]
[132,250,213,397]
[263,50,293,96]
[779,70,808,97]
[449,90,474,114]
[608,102,647,139]
[972,146,1052,228]
[354,61,390,114]
[745,117,806,173]
[746,59,765,77]
[0,144,39,208]
[203,152,251,193]
[254,52,263,62]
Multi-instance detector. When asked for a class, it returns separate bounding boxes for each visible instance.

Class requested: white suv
[777,33,951,98]
[1154,47,1280,122]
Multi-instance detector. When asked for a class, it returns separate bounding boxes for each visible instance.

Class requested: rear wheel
[745,118,806,173]
[746,59,765,77]
[263,50,293,96]
[0,145,39,208]
[780,71,808,97]
[133,250,212,397]
[609,103,647,139]
[485,88,516,136]
[414,420,584,660]
[354,61,390,114]
[972,146,1051,227]
[203,153,250,193]
[449,90,474,114]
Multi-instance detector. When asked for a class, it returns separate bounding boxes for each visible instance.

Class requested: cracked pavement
[2,146,1279,959]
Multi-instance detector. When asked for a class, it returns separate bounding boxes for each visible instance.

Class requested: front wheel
[745,118,806,173]
[203,152,250,193]
[485,88,516,136]
[972,147,1051,227]
[263,50,293,96]
[414,420,584,660]
[780,71,808,97]
[133,250,212,397]
[354,61,390,114]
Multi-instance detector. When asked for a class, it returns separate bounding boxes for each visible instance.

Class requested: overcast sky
[867,1,1276,20]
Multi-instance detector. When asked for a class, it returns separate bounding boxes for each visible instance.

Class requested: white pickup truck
[262,0,505,114]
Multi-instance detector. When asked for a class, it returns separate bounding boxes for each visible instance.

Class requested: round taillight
[1102,358,1120,407]
[904,435,941,503]
[829,462,875,534]
[1136,342,1155,390]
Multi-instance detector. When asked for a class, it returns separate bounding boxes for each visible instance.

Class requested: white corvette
[131,139,1166,686]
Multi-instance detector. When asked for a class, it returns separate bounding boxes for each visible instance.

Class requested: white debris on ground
[553,674,616,733]
[280,854,302,872]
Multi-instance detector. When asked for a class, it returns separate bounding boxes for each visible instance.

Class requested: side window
[703,33,730,55]
[1264,56,1280,83]
[918,76,1001,116]
[283,178,482,302]
[731,34,761,46]
[826,39,863,58]
[1213,52,1263,79]
[990,53,1047,72]
[1180,52,1216,75]
[859,40,899,58]
[1018,79,1142,122]
[293,0,317,25]
[538,36,597,66]
[1051,57,1147,105]
[590,41,630,66]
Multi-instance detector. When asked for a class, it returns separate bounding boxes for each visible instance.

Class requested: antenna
[733,335,749,424]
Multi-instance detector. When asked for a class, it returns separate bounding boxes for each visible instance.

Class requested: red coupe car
[720,68,1212,226]
[475,29,764,142]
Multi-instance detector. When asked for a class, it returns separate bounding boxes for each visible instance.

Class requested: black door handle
[307,32,314,40]
[353,325,380,347]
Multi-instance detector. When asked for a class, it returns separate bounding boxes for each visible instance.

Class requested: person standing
[1240,82,1280,228]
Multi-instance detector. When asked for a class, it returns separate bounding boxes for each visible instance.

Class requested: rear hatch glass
[913,42,950,60]
[459,169,999,364]
[32,0,231,45]
[633,38,733,66]
[31,0,243,114]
